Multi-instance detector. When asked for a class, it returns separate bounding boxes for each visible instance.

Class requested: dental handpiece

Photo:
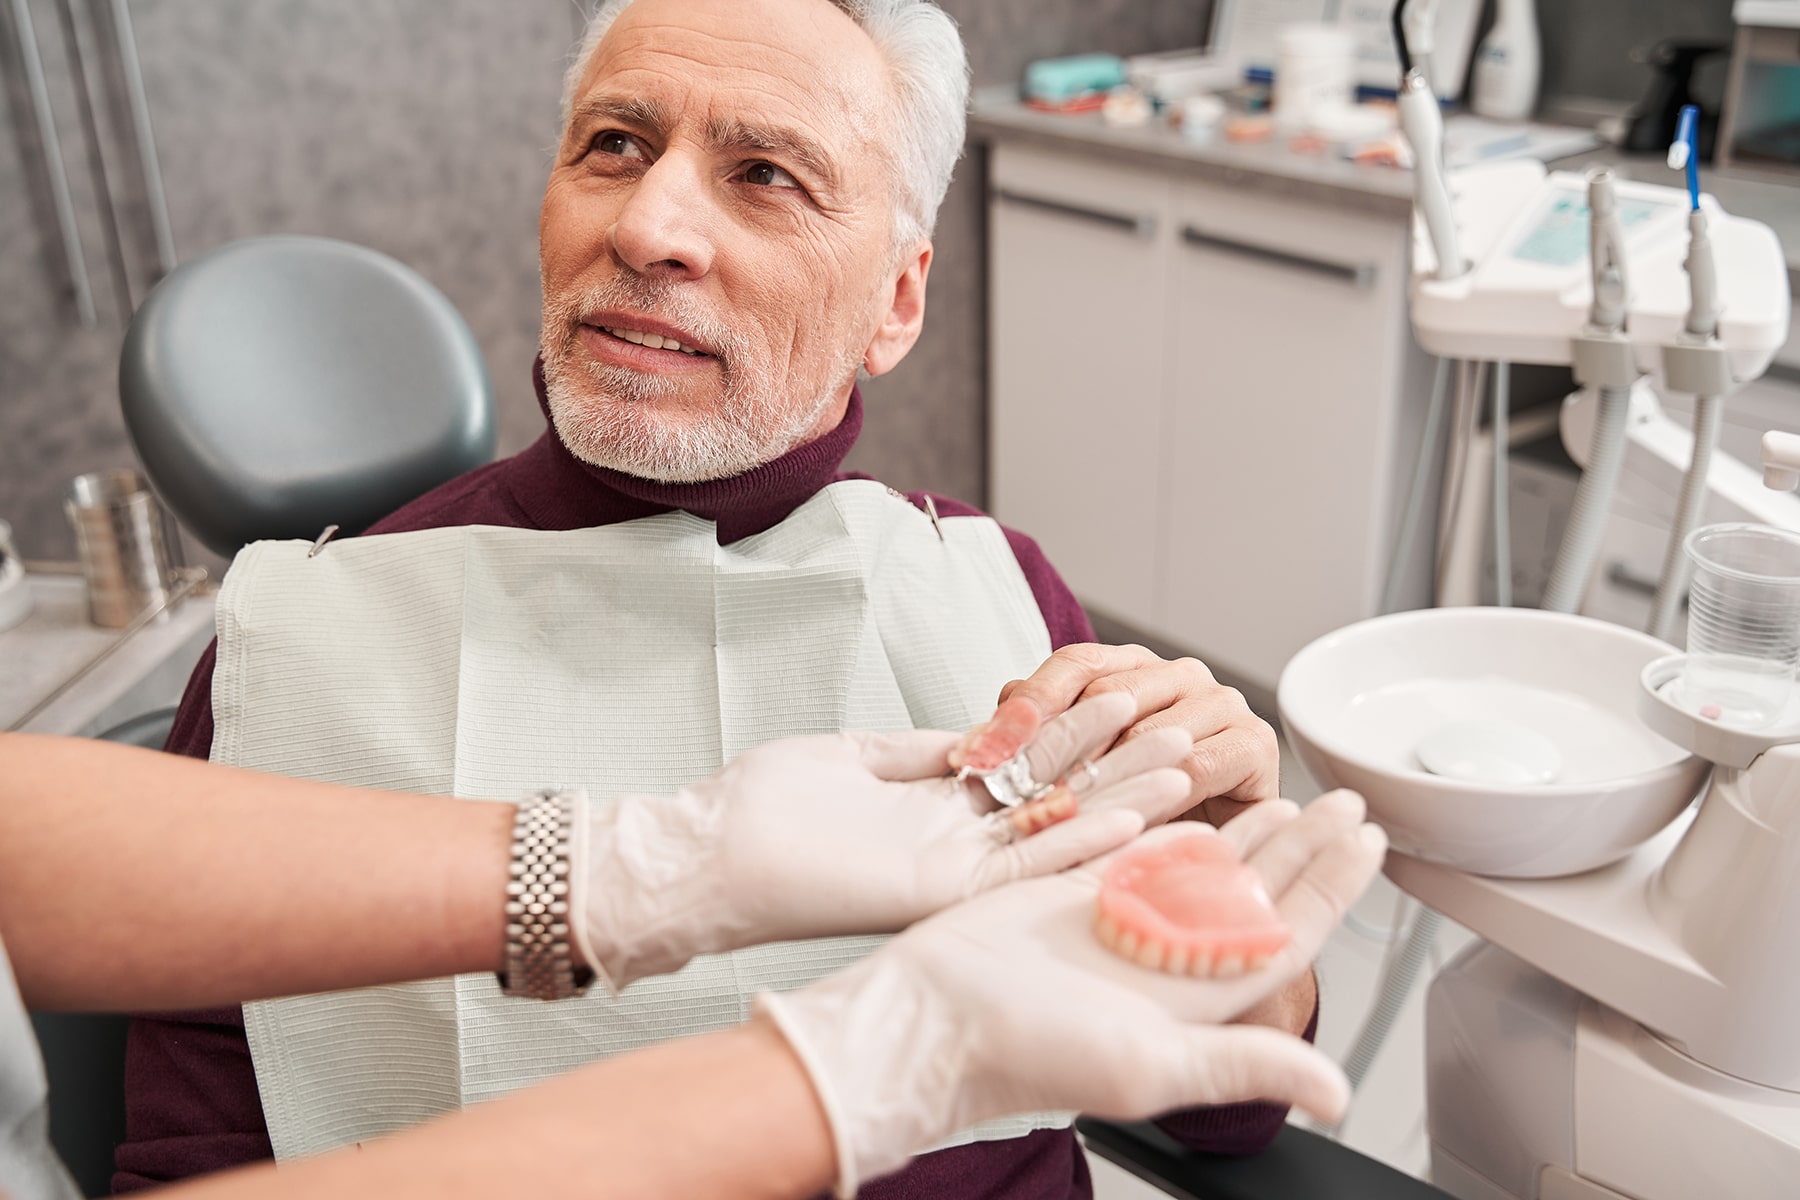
[1398,69,1465,282]
[1585,169,1629,334]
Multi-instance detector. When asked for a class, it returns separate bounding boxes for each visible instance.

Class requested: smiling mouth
[590,324,708,356]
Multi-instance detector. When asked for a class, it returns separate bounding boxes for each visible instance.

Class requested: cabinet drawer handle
[995,188,1155,238]
[1180,225,1375,287]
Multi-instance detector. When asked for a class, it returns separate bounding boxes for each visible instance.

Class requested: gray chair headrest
[120,235,497,556]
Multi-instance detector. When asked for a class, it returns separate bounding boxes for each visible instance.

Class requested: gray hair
[560,0,969,245]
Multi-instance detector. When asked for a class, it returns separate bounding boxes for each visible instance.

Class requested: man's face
[540,0,915,482]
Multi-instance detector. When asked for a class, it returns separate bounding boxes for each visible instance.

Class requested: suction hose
[1382,357,1453,615]
[1342,903,1441,1092]
[1648,392,1723,641]
[1539,384,1633,615]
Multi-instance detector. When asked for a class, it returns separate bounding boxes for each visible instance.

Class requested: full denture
[1094,833,1290,977]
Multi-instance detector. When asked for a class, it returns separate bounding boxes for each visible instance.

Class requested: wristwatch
[499,788,596,1000]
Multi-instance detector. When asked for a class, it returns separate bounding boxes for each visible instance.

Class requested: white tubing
[1382,357,1454,615]
[1436,361,1487,604]
[1649,392,1724,641]
[1342,904,1444,1092]
[1541,384,1633,615]
[1492,362,1513,607]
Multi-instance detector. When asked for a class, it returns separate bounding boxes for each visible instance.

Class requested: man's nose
[609,156,715,279]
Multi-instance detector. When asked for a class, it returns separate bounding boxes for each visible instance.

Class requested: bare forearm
[0,733,511,1011]
[163,1016,837,1200]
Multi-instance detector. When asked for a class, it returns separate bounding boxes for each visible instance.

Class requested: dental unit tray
[1409,160,1791,379]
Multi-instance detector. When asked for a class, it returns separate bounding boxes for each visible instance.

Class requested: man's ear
[862,239,932,377]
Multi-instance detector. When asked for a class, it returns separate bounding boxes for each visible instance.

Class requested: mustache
[547,275,740,369]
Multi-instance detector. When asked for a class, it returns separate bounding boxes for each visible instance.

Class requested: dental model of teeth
[602,326,704,355]
[948,698,1078,837]
[1093,833,1290,977]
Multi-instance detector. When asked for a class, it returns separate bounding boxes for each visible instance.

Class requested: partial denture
[1094,833,1290,977]
[949,697,1041,772]
[1006,785,1076,836]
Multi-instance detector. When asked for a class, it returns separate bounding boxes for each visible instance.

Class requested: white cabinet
[989,149,1174,625]
[989,143,1432,691]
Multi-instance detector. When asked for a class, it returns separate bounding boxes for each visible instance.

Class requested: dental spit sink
[1278,608,1709,878]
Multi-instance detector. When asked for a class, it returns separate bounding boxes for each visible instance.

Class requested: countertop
[969,87,1415,219]
[970,88,1800,289]
[2,574,215,737]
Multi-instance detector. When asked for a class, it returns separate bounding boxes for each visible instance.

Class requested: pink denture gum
[1094,834,1290,977]
[949,697,1041,772]
[949,699,1077,837]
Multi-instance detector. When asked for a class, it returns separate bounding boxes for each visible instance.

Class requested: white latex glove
[759,790,1387,1198]
[572,693,1196,990]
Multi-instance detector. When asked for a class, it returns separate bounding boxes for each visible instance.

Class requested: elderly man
[117,0,1314,1194]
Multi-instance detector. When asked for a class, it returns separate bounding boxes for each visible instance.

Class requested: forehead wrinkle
[586,14,887,142]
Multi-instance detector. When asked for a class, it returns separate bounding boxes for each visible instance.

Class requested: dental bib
[213,480,1058,1160]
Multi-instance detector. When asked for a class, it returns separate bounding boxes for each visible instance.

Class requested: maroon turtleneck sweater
[115,366,1311,1196]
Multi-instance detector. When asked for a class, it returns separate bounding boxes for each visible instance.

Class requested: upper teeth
[604,326,701,355]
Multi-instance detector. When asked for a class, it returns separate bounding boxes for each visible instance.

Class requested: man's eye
[743,161,800,189]
[592,131,645,159]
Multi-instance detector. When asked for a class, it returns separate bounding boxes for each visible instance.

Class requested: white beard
[539,278,861,483]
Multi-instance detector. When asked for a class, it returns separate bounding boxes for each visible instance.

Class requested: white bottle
[1470,0,1540,121]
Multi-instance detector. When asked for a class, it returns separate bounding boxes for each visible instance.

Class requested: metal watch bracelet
[499,789,596,1000]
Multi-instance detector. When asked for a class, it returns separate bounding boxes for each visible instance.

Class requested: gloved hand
[572,693,1196,990]
[758,790,1387,1198]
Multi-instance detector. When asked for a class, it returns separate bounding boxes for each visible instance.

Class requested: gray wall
[1539,0,1737,107]
[0,0,1748,560]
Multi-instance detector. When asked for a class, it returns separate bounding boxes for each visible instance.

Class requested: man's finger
[851,729,962,781]
[1183,724,1281,805]
[1245,790,1366,899]
[1002,644,1158,720]
[1021,692,1136,783]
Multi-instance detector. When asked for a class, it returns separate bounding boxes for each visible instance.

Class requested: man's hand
[1000,644,1279,827]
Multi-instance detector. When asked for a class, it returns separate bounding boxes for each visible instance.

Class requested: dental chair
[27,235,495,1197]
[120,234,496,556]
[1078,1118,1453,1199]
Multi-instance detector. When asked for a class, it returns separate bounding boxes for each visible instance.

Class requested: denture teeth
[1116,927,1140,959]
[1094,912,1119,949]
[1164,944,1190,974]
[1213,953,1245,979]
[1134,937,1165,970]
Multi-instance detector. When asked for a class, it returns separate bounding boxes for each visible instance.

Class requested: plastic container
[0,519,30,633]
[65,469,174,628]
[1273,24,1355,132]
[1679,523,1800,728]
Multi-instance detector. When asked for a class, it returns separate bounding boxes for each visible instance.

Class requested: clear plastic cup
[1679,523,1800,728]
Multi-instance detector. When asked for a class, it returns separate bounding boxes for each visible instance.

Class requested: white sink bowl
[1278,608,1709,878]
